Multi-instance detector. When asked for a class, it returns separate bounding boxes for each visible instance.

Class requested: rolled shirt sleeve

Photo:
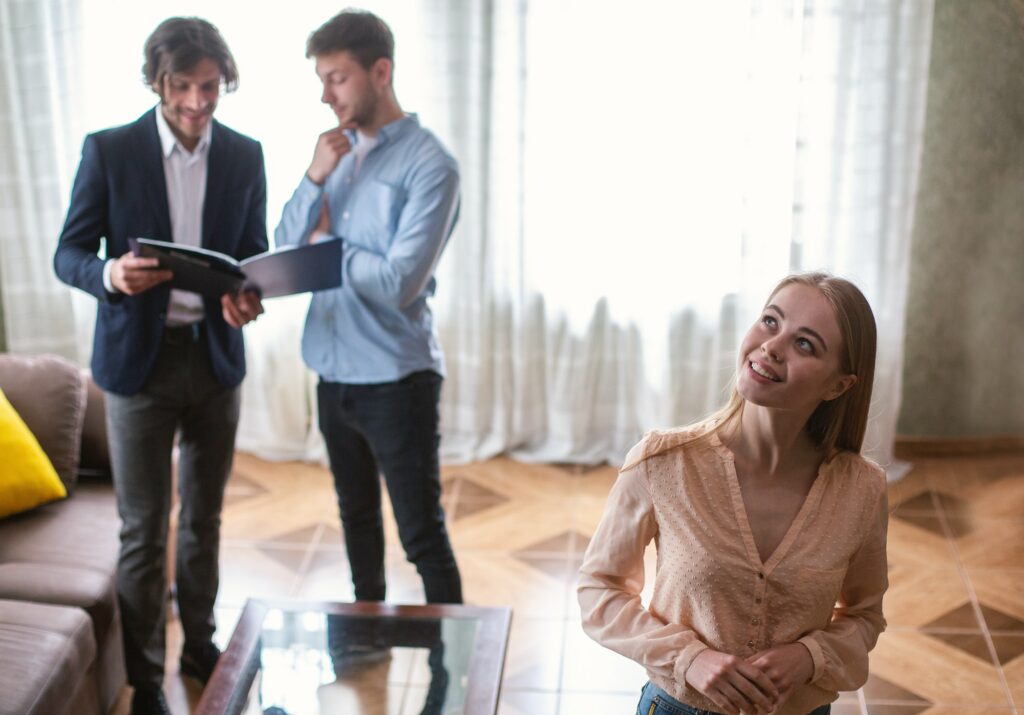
[275,174,326,249]
[272,114,459,384]
[344,162,459,310]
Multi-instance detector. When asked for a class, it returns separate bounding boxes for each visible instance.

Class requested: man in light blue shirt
[276,10,462,612]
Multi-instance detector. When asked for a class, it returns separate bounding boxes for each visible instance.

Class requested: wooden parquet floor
[120,449,1024,714]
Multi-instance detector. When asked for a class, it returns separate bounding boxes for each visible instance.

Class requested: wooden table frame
[195,599,512,715]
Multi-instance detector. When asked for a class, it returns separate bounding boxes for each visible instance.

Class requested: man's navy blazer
[54,108,268,396]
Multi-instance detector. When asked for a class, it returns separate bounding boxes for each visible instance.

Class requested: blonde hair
[628,272,877,469]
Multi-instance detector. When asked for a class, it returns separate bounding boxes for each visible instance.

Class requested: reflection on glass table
[195,600,511,715]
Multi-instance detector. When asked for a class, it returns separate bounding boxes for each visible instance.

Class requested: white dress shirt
[103,105,211,327]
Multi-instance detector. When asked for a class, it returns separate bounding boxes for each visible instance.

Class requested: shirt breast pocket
[353,180,405,241]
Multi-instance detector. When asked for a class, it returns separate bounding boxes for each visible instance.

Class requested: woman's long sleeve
[797,466,889,691]
[577,455,710,685]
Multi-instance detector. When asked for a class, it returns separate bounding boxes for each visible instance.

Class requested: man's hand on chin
[306,126,352,185]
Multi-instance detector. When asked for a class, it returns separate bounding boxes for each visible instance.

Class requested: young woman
[579,273,888,715]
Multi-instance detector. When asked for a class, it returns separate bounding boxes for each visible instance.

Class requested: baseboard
[894,434,1024,458]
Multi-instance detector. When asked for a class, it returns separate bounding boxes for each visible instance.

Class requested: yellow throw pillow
[0,387,67,518]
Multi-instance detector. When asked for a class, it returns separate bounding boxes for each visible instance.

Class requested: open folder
[128,237,343,299]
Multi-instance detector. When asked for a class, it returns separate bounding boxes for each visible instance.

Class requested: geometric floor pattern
[118,447,1024,714]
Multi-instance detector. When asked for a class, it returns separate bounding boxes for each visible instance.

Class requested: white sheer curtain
[32,1,932,472]
[0,0,84,357]
[430,0,933,471]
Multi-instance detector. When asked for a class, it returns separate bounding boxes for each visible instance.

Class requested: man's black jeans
[317,370,462,604]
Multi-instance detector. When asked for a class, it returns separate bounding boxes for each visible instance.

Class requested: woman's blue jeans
[637,681,831,715]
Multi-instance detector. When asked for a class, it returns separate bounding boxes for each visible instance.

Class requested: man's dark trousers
[105,325,239,687]
[317,370,462,604]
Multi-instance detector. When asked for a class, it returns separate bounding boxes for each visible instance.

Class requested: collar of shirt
[154,104,213,160]
[352,129,380,156]
[356,130,380,150]
[343,113,420,149]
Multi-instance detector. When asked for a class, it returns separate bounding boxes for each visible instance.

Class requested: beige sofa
[0,354,125,715]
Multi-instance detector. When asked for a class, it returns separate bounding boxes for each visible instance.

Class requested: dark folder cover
[128,237,343,299]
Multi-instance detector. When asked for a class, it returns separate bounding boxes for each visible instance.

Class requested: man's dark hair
[305,9,394,70]
[143,17,239,93]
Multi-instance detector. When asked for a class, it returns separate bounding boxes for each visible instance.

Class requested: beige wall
[899,0,1024,437]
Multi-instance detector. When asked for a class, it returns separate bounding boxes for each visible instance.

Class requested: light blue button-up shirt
[275,114,460,384]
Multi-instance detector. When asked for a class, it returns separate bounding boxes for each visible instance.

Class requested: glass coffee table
[195,599,512,715]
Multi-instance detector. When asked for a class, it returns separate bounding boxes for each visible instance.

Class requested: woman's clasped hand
[686,642,814,715]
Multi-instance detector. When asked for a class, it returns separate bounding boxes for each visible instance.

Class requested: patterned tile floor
[116,448,1024,714]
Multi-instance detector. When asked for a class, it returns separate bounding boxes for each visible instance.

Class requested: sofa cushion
[0,599,96,715]
[0,482,119,574]
[0,388,67,518]
[0,563,117,646]
[0,354,86,491]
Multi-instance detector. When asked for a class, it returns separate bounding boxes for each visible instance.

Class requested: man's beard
[347,90,378,129]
